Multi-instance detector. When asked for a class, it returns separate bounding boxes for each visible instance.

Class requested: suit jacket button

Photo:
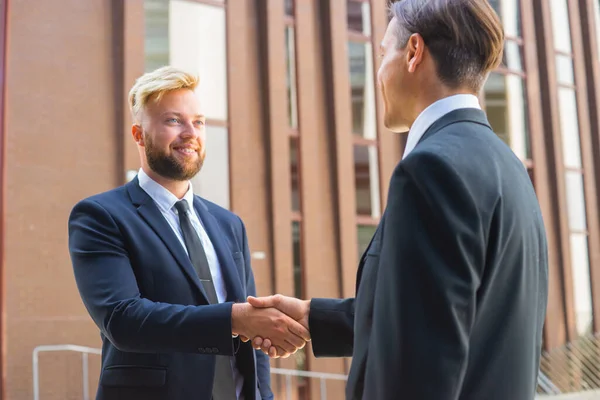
[212,347,219,353]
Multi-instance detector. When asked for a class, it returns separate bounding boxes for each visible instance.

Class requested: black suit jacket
[309,109,548,400]
[68,177,273,400]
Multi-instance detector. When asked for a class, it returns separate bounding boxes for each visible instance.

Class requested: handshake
[231,294,310,359]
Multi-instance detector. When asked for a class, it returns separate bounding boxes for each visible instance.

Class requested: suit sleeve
[363,153,485,399]
[238,218,274,400]
[309,298,355,357]
[68,199,235,355]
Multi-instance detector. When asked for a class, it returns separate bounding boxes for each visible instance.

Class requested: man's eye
[167,118,179,124]
[195,120,205,126]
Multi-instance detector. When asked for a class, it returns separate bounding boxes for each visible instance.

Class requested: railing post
[286,374,292,400]
[320,377,327,400]
[82,352,89,400]
[32,348,40,400]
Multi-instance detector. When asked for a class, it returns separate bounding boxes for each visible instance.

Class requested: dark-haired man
[248,0,548,399]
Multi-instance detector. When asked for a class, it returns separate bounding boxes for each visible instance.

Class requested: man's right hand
[246,295,311,358]
[231,302,310,358]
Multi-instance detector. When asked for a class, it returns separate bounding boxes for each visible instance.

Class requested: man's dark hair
[390,0,504,92]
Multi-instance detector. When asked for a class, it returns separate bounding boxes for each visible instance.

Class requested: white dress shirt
[137,168,244,400]
[403,94,482,159]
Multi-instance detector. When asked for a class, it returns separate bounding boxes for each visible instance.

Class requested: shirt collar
[402,94,481,159]
[137,168,195,214]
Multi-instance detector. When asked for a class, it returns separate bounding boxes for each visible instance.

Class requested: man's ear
[132,124,144,146]
[406,33,425,73]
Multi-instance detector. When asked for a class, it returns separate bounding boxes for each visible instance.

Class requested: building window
[357,225,377,258]
[549,0,593,336]
[485,0,531,165]
[284,3,308,395]
[290,137,300,212]
[594,0,600,58]
[285,0,303,305]
[143,0,230,208]
[348,0,380,254]
[286,24,298,129]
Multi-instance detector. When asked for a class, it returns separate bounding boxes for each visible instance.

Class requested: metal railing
[538,332,600,395]
[32,342,600,400]
[31,344,346,400]
[270,367,347,400]
[32,344,101,400]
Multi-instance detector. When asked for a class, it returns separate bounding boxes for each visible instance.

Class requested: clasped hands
[231,294,310,359]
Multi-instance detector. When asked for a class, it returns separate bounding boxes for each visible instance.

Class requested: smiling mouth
[173,147,198,156]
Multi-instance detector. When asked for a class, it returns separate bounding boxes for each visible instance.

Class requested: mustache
[172,141,203,151]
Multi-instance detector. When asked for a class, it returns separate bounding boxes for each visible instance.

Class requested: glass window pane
[292,221,302,299]
[570,233,593,336]
[484,73,531,160]
[499,0,522,38]
[191,126,230,209]
[168,1,228,120]
[290,138,300,212]
[286,26,298,128]
[557,87,582,168]
[354,145,380,217]
[550,0,572,53]
[357,225,377,258]
[144,0,169,71]
[489,0,500,20]
[349,41,377,139]
[285,0,294,16]
[347,1,371,35]
[565,171,587,231]
[503,41,524,72]
[555,55,575,85]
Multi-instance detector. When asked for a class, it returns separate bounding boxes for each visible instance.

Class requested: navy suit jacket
[68,177,273,400]
[309,109,548,399]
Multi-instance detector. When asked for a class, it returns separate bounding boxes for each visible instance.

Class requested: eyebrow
[162,111,205,119]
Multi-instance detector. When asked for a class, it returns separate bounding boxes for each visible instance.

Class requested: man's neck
[141,166,189,199]
[409,86,477,128]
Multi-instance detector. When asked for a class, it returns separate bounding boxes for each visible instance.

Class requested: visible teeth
[178,148,195,154]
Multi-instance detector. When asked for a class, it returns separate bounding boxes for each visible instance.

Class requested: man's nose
[180,121,198,138]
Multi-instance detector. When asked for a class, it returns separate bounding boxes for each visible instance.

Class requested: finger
[288,319,311,342]
[247,295,276,309]
[286,337,305,353]
[276,346,291,359]
[253,337,264,349]
[282,328,306,349]
[261,347,273,357]
[274,339,296,356]
[240,335,249,342]
[262,338,272,349]
[268,346,278,358]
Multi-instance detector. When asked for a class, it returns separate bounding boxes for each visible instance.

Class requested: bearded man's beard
[145,134,203,181]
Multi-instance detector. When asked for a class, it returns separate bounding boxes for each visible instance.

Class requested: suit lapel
[194,197,244,303]
[127,178,209,301]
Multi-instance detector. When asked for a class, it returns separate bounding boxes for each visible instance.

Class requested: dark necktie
[174,200,237,400]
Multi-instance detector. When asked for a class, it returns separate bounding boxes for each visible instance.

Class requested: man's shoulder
[72,184,131,213]
[407,117,512,168]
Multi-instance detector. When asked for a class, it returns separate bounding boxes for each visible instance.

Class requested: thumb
[247,295,273,308]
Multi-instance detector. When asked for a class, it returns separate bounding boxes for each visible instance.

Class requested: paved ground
[537,391,600,399]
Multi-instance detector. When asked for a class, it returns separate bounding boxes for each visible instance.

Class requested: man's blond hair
[128,66,199,121]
